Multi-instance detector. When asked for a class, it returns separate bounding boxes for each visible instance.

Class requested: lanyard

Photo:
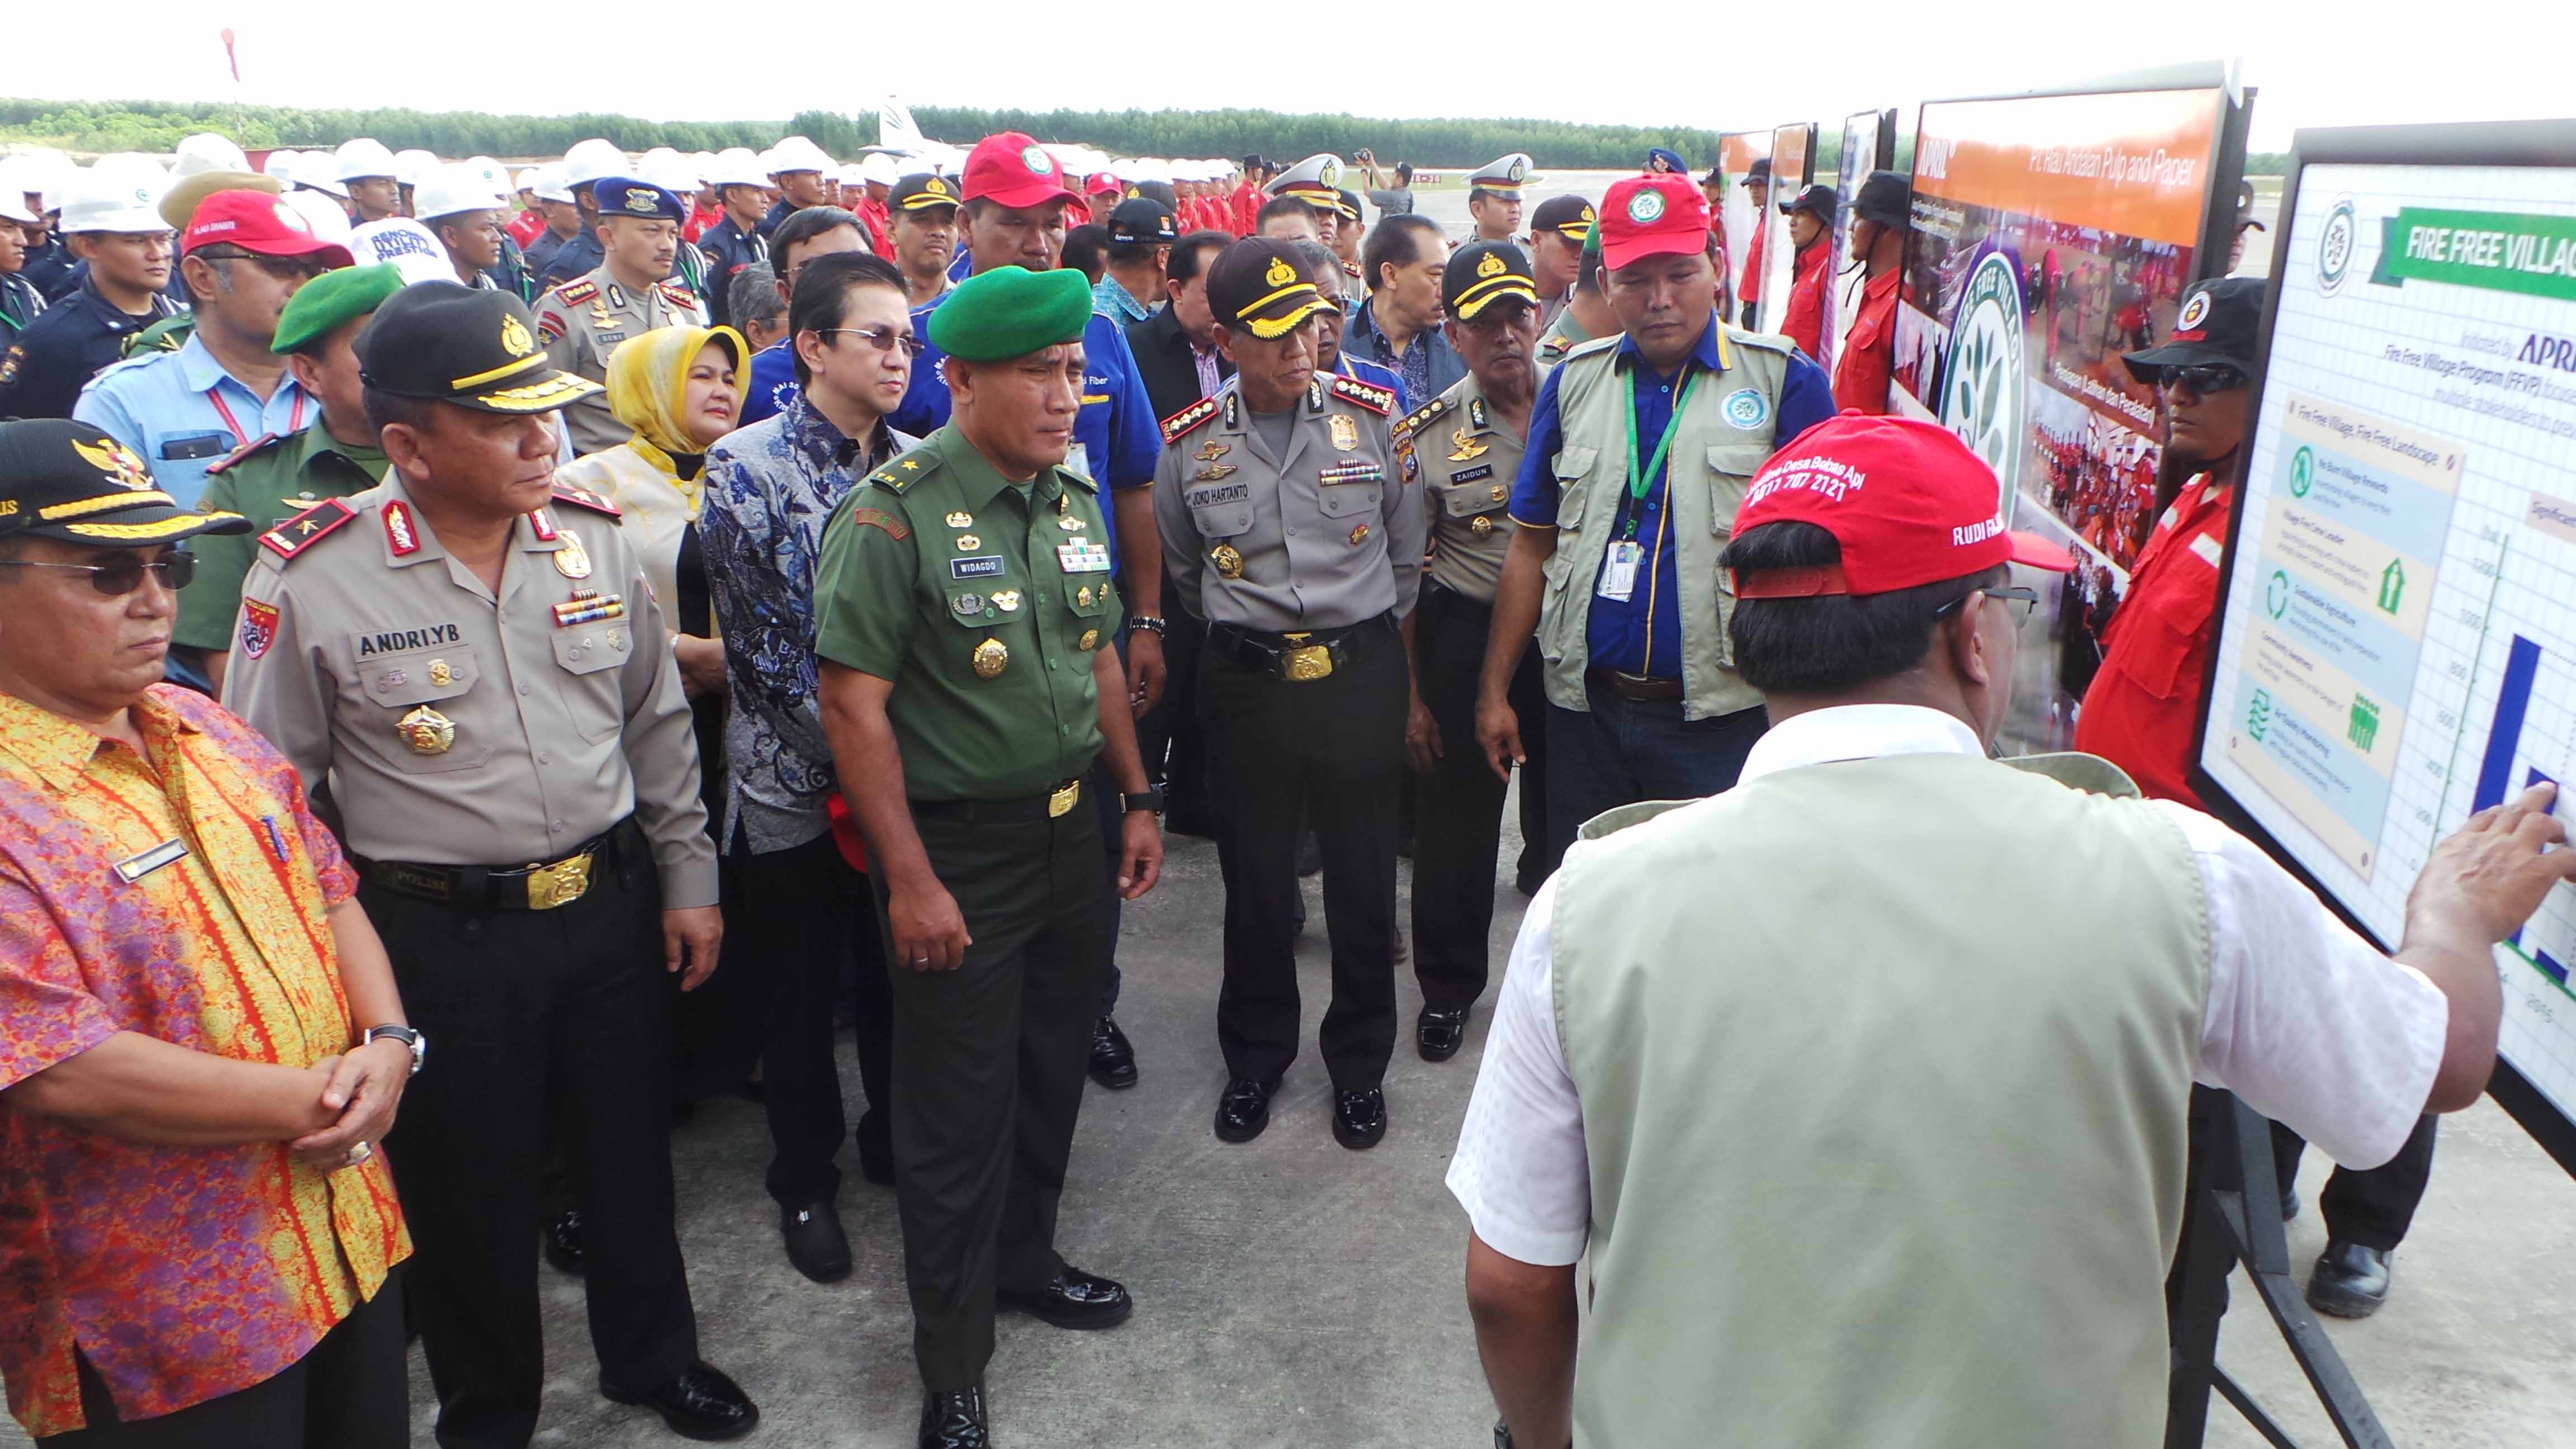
[1621,367,1700,541]
[207,387,305,449]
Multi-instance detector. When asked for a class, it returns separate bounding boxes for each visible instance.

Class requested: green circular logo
[2267,569,2291,620]
[2318,198,2357,296]
[2290,446,2314,498]
[1627,189,1665,224]
[1935,249,2029,508]
[1021,145,1051,175]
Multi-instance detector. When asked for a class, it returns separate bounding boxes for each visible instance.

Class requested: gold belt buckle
[1048,779,1082,818]
[523,849,594,910]
[1278,632,1334,682]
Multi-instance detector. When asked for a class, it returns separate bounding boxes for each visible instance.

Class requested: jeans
[1543,680,1768,864]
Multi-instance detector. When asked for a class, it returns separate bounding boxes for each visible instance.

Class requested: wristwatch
[1130,614,1168,638]
[363,1024,427,1077]
[1119,787,1166,813]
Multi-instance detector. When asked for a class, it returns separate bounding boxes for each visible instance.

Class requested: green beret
[272,263,405,357]
[929,266,1093,362]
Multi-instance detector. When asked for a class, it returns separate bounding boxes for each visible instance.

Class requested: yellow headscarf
[604,323,746,485]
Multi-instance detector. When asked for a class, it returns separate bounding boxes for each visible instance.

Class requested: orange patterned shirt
[0,685,409,1438]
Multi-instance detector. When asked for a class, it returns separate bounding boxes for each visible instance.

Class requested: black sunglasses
[1933,584,2040,621]
[2164,363,2248,395]
[0,550,196,596]
[815,326,927,357]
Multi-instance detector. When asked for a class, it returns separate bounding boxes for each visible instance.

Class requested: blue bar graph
[2475,635,2545,813]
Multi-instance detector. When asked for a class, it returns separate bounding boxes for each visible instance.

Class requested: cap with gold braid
[1441,240,1540,320]
[357,283,603,414]
[0,419,252,545]
[893,172,960,212]
[1262,153,1344,207]
[1205,238,1332,340]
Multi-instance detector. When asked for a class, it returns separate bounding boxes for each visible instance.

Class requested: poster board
[2193,120,2576,1175]
[1760,124,1818,337]
[1717,130,1771,324]
[1823,109,1899,376]
[1895,68,2247,749]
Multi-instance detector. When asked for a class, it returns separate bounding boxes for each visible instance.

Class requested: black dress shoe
[543,1209,585,1276]
[1332,1087,1387,1149]
[781,1199,852,1283]
[1214,1077,1277,1143]
[1089,1015,1139,1090]
[2307,1240,2392,1318]
[604,1362,760,1441]
[1418,1006,1469,1062]
[856,1109,895,1187]
[997,1265,1134,1329]
[918,1384,989,1448]
[2281,1187,2300,1223]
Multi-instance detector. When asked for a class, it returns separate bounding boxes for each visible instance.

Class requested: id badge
[1597,540,1643,602]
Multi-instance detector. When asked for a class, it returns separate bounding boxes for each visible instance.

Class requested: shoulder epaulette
[1341,261,1362,278]
[868,445,940,493]
[205,433,282,477]
[258,498,360,561]
[1328,373,1394,416]
[657,282,699,310]
[1394,394,1451,442]
[550,278,600,306]
[551,483,621,518]
[1161,395,1220,445]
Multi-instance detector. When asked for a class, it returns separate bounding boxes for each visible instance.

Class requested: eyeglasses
[2165,363,2248,395]
[815,326,927,357]
[194,248,335,282]
[1933,584,2041,621]
[0,550,196,595]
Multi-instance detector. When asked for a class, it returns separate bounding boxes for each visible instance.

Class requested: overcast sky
[12,6,2574,156]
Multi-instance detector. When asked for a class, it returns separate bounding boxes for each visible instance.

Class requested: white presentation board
[2196,121,2576,1169]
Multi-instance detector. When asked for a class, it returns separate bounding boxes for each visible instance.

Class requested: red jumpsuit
[2073,474,2233,807]
[1779,241,1831,358]
[1834,268,1901,414]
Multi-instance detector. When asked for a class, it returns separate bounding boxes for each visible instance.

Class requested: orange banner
[1912,89,2225,247]
[1719,130,1770,178]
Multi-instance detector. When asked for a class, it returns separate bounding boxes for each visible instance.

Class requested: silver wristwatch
[363,1024,426,1077]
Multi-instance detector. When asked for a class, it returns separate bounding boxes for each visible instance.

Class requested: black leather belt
[910,778,1083,825]
[1208,613,1394,682]
[354,818,636,912]
[1585,666,1684,702]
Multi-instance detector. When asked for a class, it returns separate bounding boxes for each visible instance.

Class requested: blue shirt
[536,229,604,290]
[0,276,181,421]
[1344,297,1466,403]
[740,342,799,427]
[1092,277,1152,329]
[75,333,315,509]
[1508,312,1835,678]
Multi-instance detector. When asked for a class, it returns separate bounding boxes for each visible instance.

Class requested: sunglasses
[2164,363,2248,395]
[1933,584,2041,621]
[815,326,927,357]
[0,550,196,595]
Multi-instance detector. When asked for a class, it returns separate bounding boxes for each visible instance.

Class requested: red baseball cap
[1597,174,1710,271]
[181,188,357,267]
[1731,413,2073,598]
[962,132,1084,212]
[1085,171,1123,199]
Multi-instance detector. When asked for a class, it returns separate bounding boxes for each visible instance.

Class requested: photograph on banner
[1824,110,1896,376]
[1717,130,1770,324]
[1893,83,2236,746]
[1760,124,1816,338]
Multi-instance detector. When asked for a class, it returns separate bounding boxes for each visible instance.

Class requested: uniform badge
[1401,449,1419,483]
[428,658,457,687]
[953,593,986,616]
[239,599,280,660]
[1055,541,1112,574]
[1349,523,1371,545]
[972,637,1009,679]
[1448,427,1488,462]
[1721,387,1772,430]
[1490,484,1509,501]
[946,511,974,528]
[1194,463,1238,482]
[953,556,1006,580]
[382,500,422,556]
[1078,629,1100,651]
[1193,439,1230,462]
[1075,585,1095,608]
[1450,463,1495,485]
[1319,459,1385,486]
[1470,515,1495,537]
[954,533,981,551]
[1059,514,1086,532]
[1329,414,1359,452]
[552,528,594,579]
[1211,543,1245,579]
[396,705,456,755]
[992,589,1022,612]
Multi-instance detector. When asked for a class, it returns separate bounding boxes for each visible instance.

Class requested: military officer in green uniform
[535,176,711,456]
[812,264,1163,1449]
[175,263,404,694]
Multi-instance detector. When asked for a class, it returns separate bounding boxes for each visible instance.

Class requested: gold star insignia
[900,460,921,470]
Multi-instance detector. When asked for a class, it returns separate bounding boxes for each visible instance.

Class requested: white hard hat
[561,138,629,190]
[531,165,576,205]
[707,148,769,189]
[13,150,78,212]
[413,163,509,224]
[261,149,302,183]
[282,189,354,248]
[347,218,457,287]
[859,153,900,187]
[690,151,718,182]
[464,156,508,193]
[171,132,252,179]
[767,135,836,176]
[334,138,399,183]
[511,167,541,193]
[392,149,441,188]
[59,155,171,234]
[0,163,36,225]
[640,153,703,197]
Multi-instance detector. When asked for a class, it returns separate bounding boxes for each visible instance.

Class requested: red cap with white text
[1730,413,2073,598]
[181,188,357,266]
[1595,174,1710,271]
[961,132,1084,212]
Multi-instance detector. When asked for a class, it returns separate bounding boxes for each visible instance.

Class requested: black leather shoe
[2281,1187,2300,1222]
[998,1265,1134,1329]
[603,1362,759,1441]
[1089,1015,1139,1090]
[1214,1077,1277,1143]
[1332,1087,1387,1149]
[543,1209,585,1276]
[2306,1240,2392,1318]
[918,1384,989,1448]
[1418,1006,1469,1062]
[856,1109,895,1187]
[780,1199,851,1283]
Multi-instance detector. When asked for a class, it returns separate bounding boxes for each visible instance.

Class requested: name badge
[1056,541,1112,574]
[1598,539,1643,603]
[115,837,188,883]
[951,556,1006,580]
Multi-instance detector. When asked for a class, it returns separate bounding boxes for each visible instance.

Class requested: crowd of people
[0,118,2549,1449]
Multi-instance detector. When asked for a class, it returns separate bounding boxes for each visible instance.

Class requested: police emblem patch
[1476,250,1506,279]
[1508,158,1527,182]
[501,314,534,357]
[1722,387,1772,430]
[239,599,280,660]
[2176,290,2211,333]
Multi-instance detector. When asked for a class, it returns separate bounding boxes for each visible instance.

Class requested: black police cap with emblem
[358,283,604,414]
[1443,241,1540,320]
[0,419,252,545]
[893,172,961,212]
[1205,238,1332,339]
[2123,277,2264,382]
[1107,197,1178,247]
[589,176,688,224]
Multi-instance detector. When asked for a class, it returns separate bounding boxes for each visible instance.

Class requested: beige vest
[1535,325,1791,719]
[1551,750,2210,1448]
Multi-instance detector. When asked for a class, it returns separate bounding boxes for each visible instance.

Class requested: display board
[1717,130,1771,324]
[1895,69,2247,749]
[2194,120,2576,1173]
[1759,124,1817,338]
[1824,109,1900,376]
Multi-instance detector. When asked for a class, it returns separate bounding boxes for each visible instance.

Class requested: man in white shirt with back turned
[1451,412,2564,1449]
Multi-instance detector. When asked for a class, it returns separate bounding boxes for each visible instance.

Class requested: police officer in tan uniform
[536,176,711,456]
[1153,238,1423,1152]
[224,282,759,1448]
[1393,240,1550,1063]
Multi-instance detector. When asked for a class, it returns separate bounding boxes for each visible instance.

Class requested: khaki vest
[1535,326,1791,720]
[1551,750,2210,1448]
